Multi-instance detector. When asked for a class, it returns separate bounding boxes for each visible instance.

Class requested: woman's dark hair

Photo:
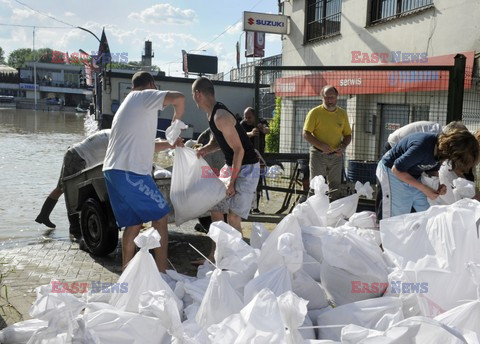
[437,129,480,172]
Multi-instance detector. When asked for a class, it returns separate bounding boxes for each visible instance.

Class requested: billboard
[243,11,289,35]
[182,50,218,75]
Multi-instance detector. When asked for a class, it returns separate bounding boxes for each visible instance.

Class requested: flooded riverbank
[0,109,87,246]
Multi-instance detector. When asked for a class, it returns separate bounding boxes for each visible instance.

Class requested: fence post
[447,54,466,123]
[254,67,261,151]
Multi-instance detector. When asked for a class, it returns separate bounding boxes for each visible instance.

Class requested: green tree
[0,47,5,64]
[36,48,54,63]
[266,97,281,153]
[8,48,33,68]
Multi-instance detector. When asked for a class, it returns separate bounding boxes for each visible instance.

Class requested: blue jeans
[376,160,430,218]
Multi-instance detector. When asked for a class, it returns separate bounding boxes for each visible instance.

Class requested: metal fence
[254,58,472,208]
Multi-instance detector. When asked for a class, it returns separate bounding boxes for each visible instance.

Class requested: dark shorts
[104,169,170,228]
[57,149,86,189]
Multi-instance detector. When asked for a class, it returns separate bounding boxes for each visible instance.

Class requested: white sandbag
[257,215,303,275]
[277,291,311,343]
[165,119,188,145]
[244,266,292,305]
[291,269,330,310]
[182,273,211,304]
[154,168,172,179]
[435,300,480,342]
[380,199,480,313]
[326,194,359,227]
[341,316,469,344]
[302,252,322,282]
[109,228,182,313]
[0,319,47,344]
[265,165,284,178]
[354,181,374,199]
[250,222,270,249]
[139,290,184,340]
[208,221,258,275]
[346,211,378,229]
[208,289,289,344]
[170,146,226,225]
[452,177,476,200]
[83,308,170,344]
[301,226,328,264]
[291,176,330,227]
[316,296,404,341]
[319,229,389,305]
[195,268,244,327]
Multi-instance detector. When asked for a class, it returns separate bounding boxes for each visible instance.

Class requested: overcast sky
[0,0,283,77]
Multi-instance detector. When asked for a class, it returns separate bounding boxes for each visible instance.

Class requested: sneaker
[250,208,265,215]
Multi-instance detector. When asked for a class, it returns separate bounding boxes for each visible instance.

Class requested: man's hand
[171,137,184,148]
[423,186,440,200]
[196,146,208,159]
[333,144,346,156]
[437,184,447,196]
[250,128,260,137]
[319,143,334,154]
[226,180,236,198]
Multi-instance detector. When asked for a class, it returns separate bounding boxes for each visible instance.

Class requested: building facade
[276,0,479,166]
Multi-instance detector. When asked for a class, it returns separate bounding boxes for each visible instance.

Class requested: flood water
[0,108,89,247]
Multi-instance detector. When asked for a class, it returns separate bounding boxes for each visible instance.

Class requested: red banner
[274,51,474,97]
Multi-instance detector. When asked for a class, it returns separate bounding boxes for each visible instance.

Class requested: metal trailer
[63,163,172,256]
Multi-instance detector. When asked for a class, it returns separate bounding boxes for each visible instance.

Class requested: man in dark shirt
[192,77,260,261]
[240,107,269,214]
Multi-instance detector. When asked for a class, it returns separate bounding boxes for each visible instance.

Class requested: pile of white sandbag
[2,176,480,343]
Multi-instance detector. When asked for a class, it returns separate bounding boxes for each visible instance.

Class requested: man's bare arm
[163,91,185,121]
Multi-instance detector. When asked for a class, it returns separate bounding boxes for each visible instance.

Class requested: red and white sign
[274,51,475,97]
[245,31,265,58]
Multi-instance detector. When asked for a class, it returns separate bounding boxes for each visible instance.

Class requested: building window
[306,0,342,42]
[370,0,433,24]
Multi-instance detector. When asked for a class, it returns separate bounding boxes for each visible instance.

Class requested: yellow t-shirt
[303,104,352,149]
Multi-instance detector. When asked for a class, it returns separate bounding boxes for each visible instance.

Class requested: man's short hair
[244,107,255,116]
[321,85,339,96]
[132,71,155,88]
[192,77,215,96]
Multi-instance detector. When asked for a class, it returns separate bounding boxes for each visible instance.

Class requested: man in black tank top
[192,77,260,260]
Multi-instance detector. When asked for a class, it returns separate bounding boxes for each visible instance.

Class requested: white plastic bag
[250,222,270,249]
[170,146,226,225]
[316,296,404,341]
[165,119,188,145]
[109,228,182,313]
[380,199,480,314]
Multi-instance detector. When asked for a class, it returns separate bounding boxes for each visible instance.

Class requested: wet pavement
[0,220,215,329]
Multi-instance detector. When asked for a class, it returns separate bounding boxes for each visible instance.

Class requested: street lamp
[77,27,102,124]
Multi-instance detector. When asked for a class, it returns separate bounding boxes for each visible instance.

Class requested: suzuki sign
[243,11,289,35]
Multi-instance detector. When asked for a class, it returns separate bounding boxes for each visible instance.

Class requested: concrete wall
[282,0,479,67]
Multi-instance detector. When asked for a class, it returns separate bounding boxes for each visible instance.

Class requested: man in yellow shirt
[303,85,352,199]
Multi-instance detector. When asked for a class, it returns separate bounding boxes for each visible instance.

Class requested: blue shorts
[104,169,170,228]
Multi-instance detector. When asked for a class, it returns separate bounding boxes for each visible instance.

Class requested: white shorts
[211,162,260,219]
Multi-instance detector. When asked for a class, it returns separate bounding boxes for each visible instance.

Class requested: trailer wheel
[80,198,118,256]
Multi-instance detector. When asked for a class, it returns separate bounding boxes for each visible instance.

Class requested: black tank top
[209,102,258,166]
